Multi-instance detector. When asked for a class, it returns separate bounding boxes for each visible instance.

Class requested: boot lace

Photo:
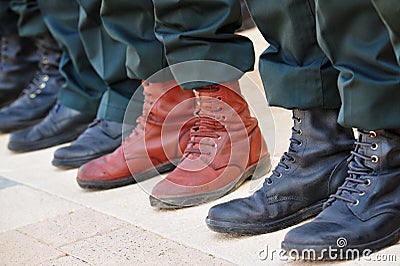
[265,115,303,185]
[184,89,225,157]
[123,89,154,141]
[0,36,6,67]
[36,34,60,69]
[324,130,377,207]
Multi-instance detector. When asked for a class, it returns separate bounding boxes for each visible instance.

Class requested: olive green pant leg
[100,0,169,82]
[371,0,400,65]
[316,0,400,130]
[38,0,106,116]
[152,0,255,89]
[9,0,47,37]
[76,0,141,123]
[0,0,18,35]
[245,0,341,109]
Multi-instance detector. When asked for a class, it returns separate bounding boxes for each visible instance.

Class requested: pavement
[0,28,399,266]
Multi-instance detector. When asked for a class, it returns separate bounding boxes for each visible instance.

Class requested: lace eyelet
[267,180,273,185]
[217,136,222,140]
[29,94,37,99]
[352,200,360,206]
[297,129,302,136]
[364,179,371,186]
[359,191,365,196]
[276,173,282,178]
[297,118,302,124]
[289,157,296,163]
[371,143,378,151]
[369,131,377,138]
[217,96,222,100]
[284,166,290,172]
[297,141,303,147]
[371,155,379,163]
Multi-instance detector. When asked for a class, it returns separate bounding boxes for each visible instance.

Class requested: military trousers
[152,0,400,130]
[0,0,46,36]
[38,0,140,122]
[372,0,400,65]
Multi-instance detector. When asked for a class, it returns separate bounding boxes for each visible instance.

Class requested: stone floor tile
[60,225,232,265]
[19,208,129,247]
[39,255,90,266]
[0,230,64,266]
[0,176,19,190]
[0,185,82,232]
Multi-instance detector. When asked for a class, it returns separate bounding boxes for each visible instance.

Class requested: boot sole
[8,125,87,152]
[76,161,178,190]
[205,200,325,235]
[52,152,114,169]
[149,155,271,209]
[0,118,43,133]
[281,227,400,260]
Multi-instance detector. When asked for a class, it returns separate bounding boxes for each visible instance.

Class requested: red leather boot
[76,81,195,189]
[150,81,271,208]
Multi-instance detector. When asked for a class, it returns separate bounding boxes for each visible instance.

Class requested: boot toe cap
[208,200,248,222]
[8,128,33,150]
[283,220,345,247]
[77,160,108,181]
[77,153,131,183]
[54,145,90,159]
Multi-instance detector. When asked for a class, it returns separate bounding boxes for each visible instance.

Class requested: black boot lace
[265,114,303,185]
[324,130,377,207]
[35,34,60,71]
[0,36,6,67]
[21,34,58,100]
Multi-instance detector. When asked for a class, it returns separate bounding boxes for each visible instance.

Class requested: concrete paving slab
[0,230,64,265]
[0,185,83,232]
[39,255,90,266]
[0,176,19,189]
[60,225,233,265]
[18,208,129,247]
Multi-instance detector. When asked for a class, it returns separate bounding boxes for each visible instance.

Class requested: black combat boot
[0,33,63,132]
[206,108,355,235]
[0,34,38,108]
[52,119,124,169]
[8,104,94,152]
[282,129,400,260]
